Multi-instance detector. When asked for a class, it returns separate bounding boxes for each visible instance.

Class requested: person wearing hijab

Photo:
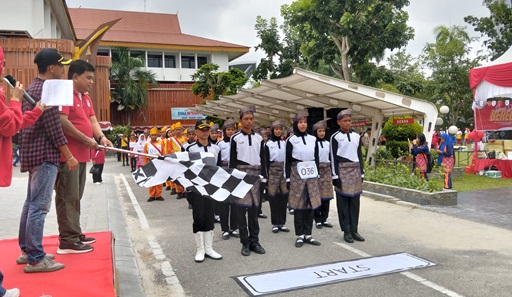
[262,119,290,234]
[229,105,266,256]
[409,133,430,180]
[285,110,322,248]
[436,133,455,189]
[312,120,334,229]
[134,133,147,169]
[330,109,365,243]
[217,118,240,239]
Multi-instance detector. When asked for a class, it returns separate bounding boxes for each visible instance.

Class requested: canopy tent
[191,68,438,164]
[470,47,512,131]
[470,46,512,103]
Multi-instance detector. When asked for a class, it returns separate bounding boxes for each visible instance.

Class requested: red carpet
[0,231,116,297]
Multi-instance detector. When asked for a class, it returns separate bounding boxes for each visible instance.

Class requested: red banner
[392,118,414,125]
[474,104,512,130]
[351,120,367,127]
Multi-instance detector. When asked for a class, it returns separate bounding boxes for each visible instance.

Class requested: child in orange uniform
[144,127,164,202]
[170,122,187,199]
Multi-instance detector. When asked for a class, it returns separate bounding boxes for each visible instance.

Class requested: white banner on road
[234,253,435,296]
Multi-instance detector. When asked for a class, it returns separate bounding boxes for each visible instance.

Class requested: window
[147,54,163,68]
[197,56,208,67]
[165,55,176,68]
[130,50,145,59]
[97,49,110,57]
[181,55,195,69]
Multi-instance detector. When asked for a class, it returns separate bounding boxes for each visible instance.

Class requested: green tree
[421,25,478,127]
[386,50,426,97]
[381,117,423,158]
[110,47,158,125]
[465,0,512,60]
[191,64,248,100]
[252,16,302,81]
[281,0,414,81]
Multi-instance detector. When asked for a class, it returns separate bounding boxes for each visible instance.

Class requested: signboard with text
[392,118,414,125]
[474,104,512,130]
[171,108,206,120]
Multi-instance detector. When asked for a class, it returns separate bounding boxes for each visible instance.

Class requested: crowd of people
[0,46,369,296]
[0,47,112,297]
[129,105,367,261]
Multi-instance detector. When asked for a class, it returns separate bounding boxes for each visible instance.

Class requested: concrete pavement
[2,156,512,296]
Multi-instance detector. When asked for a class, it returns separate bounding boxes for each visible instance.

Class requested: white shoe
[194,232,205,262]
[4,288,20,297]
[204,230,222,260]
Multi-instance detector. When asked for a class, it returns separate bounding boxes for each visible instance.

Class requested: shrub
[381,116,423,158]
[365,162,443,192]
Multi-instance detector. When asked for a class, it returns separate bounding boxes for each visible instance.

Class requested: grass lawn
[452,173,512,192]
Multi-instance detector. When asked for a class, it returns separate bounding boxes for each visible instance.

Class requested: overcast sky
[65,0,490,64]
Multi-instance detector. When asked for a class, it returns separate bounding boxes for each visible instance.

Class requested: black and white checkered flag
[132,152,260,201]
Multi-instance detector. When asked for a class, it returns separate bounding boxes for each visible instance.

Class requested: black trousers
[121,146,129,164]
[336,193,360,234]
[92,164,104,183]
[314,200,330,224]
[268,193,288,226]
[294,209,314,236]
[130,157,137,171]
[191,191,214,233]
[235,205,259,246]
[219,202,238,232]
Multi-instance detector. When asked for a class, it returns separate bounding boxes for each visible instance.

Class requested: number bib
[297,161,318,180]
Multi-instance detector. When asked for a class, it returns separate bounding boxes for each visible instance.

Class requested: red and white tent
[470,46,512,103]
[470,47,512,131]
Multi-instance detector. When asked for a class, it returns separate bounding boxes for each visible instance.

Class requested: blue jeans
[0,270,6,296]
[18,162,58,265]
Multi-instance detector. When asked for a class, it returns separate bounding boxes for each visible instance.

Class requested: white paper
[41,79,74,106]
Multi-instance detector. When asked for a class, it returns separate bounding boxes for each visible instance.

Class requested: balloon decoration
[465,129,485,174]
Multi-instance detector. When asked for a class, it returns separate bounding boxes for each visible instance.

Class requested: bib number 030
[297,161,318,180]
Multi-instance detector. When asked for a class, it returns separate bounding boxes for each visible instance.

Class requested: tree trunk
[330,34,351,81]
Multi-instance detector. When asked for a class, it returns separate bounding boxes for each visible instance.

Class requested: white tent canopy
[191,68,438,163]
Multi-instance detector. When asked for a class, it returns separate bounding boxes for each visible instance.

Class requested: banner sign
[171,108,206,120]
[351,120,367,127]
[474,104,512,130]
[392,118,414,125]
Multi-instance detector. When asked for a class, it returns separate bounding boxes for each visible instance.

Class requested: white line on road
[334,242,465,297]
[120,174,185,297]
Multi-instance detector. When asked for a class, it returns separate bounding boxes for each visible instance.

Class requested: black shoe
[304,237,321,246]
[344,233,354,243]
[222,232,230,240]
[155,196,164,201]
[279,226,290,232]
[250,243,266,254]
[79,234,96,244]
[272,226,279,233]
[165,186,171,191]
[295,237,304,248]
[230,230,240,238]
[316,223,323,229]
[258,213,267,219]
[352,232,365,242]
[188,203,193,209]
[322,222,334,228]
[170,189,177,195]
[241,245,251,256]
[147,197,156,202]
[57,242,94,254]
[177,193,186,199]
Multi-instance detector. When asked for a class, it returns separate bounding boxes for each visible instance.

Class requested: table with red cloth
[473,158,512,178]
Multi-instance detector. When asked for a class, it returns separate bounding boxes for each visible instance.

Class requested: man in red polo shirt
[55,60,112,254]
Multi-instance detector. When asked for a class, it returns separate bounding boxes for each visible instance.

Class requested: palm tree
[110,47,158,125]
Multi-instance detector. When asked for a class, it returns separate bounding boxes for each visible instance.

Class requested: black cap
[34,49,72,67]
[195,120,211,130]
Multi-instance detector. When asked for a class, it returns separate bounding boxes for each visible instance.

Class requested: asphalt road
[112,158,512,297]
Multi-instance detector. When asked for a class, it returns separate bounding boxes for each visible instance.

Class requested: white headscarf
[134,134,147,153]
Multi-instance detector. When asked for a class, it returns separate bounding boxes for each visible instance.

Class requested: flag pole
[97,145,161,159]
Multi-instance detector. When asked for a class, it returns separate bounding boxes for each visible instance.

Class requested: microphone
[3,75,36,105]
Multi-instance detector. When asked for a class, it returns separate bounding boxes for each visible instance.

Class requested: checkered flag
[132,152,260,201]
